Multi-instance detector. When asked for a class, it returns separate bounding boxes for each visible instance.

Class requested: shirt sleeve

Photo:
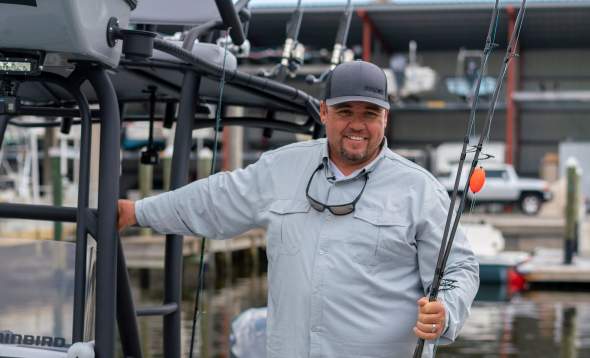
[135,152,274,239]
[415,186,480,345]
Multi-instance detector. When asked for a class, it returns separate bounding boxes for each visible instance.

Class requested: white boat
[462,221,529,286]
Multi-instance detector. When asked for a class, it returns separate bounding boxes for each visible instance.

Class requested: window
[486,170,507,179]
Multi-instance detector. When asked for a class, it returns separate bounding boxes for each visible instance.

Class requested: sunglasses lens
[308,197,326,212]
[305,163,365,216]
[329,204,354,216]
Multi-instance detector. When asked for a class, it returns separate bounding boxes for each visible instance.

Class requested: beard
[339,144,368,163]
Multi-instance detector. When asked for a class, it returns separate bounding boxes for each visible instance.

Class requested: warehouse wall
[383,49,590,177]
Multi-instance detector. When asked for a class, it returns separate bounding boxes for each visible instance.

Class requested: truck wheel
[520,193,542,215]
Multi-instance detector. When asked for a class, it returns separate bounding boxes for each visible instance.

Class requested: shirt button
[319,249,326,255]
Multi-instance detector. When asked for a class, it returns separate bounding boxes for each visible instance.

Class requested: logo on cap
[364,85,384,95]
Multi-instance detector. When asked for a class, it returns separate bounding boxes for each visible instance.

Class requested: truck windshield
[486,170,507,179]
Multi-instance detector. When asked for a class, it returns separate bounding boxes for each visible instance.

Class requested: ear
[383,109,390,126]
[319,101,328,125]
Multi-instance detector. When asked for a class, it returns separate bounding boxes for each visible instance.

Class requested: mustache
[342,132,368,138]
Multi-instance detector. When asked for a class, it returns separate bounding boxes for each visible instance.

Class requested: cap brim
[325,96,390,110]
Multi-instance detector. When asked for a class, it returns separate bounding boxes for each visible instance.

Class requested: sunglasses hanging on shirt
[305,162,369,216]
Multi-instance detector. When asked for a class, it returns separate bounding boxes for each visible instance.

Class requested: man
[118,60,479,357]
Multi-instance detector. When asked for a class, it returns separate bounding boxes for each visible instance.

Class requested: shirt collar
[320,137,388,180]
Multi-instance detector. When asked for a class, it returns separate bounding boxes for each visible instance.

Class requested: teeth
[347,135,365,141]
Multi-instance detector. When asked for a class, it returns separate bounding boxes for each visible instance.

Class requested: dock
[518,248,590,284]
[462,213,590,253]
[120,213,569,270]
[121,228,266,269]
[463,214,564,238]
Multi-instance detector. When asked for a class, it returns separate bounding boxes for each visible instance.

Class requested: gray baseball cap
[323,60,390,110]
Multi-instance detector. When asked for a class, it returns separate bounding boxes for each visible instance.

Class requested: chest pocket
[266,199,311,258]
[350,207,415,267]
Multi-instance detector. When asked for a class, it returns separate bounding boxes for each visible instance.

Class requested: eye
[336,109,353,117]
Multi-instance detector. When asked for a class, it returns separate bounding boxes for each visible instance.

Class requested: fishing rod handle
[413,339,426,358]
[412,289,444,358]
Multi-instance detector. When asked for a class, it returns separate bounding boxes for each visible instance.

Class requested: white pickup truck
[437,163,553,215]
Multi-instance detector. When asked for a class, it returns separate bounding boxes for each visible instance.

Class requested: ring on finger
[431,323,436,333]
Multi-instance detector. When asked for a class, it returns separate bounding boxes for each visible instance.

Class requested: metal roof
[250,0,590,10]
[247,0,590,51]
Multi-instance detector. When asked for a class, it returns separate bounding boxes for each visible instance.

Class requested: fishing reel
[305,70,331,85]
[216,2,252,57]
[281,39,305,75]
[260,39,305,79]
[305,45,354,85]
[216,36,251,58]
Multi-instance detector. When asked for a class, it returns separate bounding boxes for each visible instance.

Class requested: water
[132,273,590,358]
[133,270,268,358]
[437,290,590,357]
[2,242,590,357]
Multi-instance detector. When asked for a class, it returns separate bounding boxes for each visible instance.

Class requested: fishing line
[466,2,499,139]
[470,195,478,213]
[188,27,231,358]
[473,5,526,219]
[465,0,501,185]
[446,0,527,297]
[484,5,527,148]
[434,0,502,274]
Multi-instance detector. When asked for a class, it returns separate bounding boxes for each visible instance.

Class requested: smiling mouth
[344,135,367,142]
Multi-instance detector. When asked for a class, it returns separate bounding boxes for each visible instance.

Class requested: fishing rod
[187,29,231,358]
[179,3,247,357]
[181,2,309,355]
[151,39,321,122]
[306,0,354,84]
[412,0,527,357]
[261,0,305,82]
[182,0,251,55]
[259,0,304,140]
[278,0,304,81]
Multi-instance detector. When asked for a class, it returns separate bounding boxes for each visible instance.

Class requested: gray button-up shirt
[136,138,479,358]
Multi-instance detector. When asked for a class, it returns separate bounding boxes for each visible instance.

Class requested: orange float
[469,167,486,193]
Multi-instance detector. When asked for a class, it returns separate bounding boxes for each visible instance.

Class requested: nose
[346,115,365,130]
